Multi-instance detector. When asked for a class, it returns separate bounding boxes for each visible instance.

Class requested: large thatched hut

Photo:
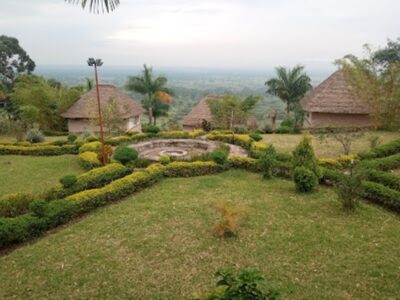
[182,95,258,130]
[300,70,376,128]
[62,84,145,133]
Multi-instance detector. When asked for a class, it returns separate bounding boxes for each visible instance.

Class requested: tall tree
[373,38,400,68]
[125,65,172,125]
[265,65,312,117]
[0,35,35,89]
[65,0,120,13]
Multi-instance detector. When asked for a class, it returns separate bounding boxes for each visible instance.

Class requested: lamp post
[87,57,107,165]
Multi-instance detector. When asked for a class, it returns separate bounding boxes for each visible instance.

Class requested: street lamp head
[87,58,103,67]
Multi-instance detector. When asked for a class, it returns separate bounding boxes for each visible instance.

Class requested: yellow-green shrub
[0,144,78,156]
[0,193,35,218]
[78,151,102,170]
[79,141,102,154]
[163,161,224,177]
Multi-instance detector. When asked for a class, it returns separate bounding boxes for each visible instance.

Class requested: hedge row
[359,139,400,160]
[207,133,253,149]
[363,169,400,192]
[362,181,400,212]
[318,155,358,170]
[359,153,400,171]
[0,144,78,156]
[319,167,345,186]
[0,193,35,218]
[78,151,102,170]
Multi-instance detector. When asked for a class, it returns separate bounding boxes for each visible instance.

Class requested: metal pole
[93,63,107,165]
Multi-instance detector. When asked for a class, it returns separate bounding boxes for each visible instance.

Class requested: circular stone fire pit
[129,139,219,161]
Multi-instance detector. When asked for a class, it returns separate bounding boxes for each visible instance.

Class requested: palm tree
[125,65,172,125]
[265,65,312,117]
[65,0,120,13]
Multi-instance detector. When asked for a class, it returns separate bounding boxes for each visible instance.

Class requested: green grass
[0,155,84,194]
[263,131,400,158]
[0,135,66,144]
[1,170,399,299]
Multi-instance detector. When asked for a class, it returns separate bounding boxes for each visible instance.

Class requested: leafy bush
[362,181,400,212]
[274,125,291,134]
[335,169,362,211]
[163,161,224,177]
[201,119,212,132]
[142,125,160,134]
[280,118,294,128]
[258,145,277,179]
[126,130,138,136]
[0,144,78,156]
[320,167,344,186]
[59,174,77,188]
[262,124,274,134]
[233,125,249,134]
[199,268,279,300]
[292,135,321,178]
[105,136,132,146]
[228,157,260,172]
[212,201,247,237]
[25,128,45,143]
[78,151,102,170]
[207,132,252,149]
[85,135,98,142]
[29,200,48,218]
[293,166,318,193]
[114,146,138,165]
[51,139,69,146]
[358,139,400,159]
[364,169,400,191]
[211,149,228,165]
[0,193,34,218]
[360,153,400,171]
[159,155,171,165]
[67,133,77,143]
[79,141,102,154]
[249,132,262,142]
[131,158,151,169]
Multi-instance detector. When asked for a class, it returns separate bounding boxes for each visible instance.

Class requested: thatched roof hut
[182,95,258,130]
[62,84,145,133]
[300,70,376,128]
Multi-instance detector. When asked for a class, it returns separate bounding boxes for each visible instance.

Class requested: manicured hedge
[364,169,400,192]
[362,181,400,212]
[78,151,102,170]
[79,141,102,154]
[163,161,224,177]
[320,167,345,186]
[360,153,400,171]
[207,133,252,149]
[0,144,78,156]
[0,193,35,218]
[359,139,400,160]
[228,157,260,172]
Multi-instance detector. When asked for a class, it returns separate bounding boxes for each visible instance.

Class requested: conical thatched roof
[300,70,373,114]
[182,95,224,127]
[62,84,145,119]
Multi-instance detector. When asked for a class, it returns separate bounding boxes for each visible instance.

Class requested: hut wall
[304,112,375,128]
[67,118,141,133]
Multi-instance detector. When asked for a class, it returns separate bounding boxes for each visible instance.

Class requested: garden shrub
[25,128,45,143]
[258,145,277,179]
[292,135,321,178]
[0,193,34,218]
[274,125,291,134]
[249,132,262,141]
[85,135,98,142]
[360,153,400,171]
[207,132,252,149]
[212,201,247,237]
[114,146,138,165]
[335,170,363,211]
[338,154,358,168]
[131,158,151,169]
[163,161,224,177]
[358,139,400,159]
[198,268,279,300]
[233,125,249,134]
[228,157,260,172]
[79,141,102,154]
[159,155,171,165]
[78,151,102,170]
[293,166,318,193]
[29,200,48,218]
[320,167,344,186]
[364,169,400,191]
[318,158,342,169]
[126,130,138,136]
[59,174,77,188]
[362,181,400,212]
[0,145,79,157]
[142,125,160,134]
[211,149,228,165]
[67,133,77,143]
[51,139,69,146]
[105,135,132,146]
[201,119,212,132]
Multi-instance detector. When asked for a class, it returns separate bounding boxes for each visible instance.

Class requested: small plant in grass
[249,132,263,142]
[67,133,77,143]
[196,268,279,300]
[293,166,318,193]
[114,146,138,165]
[211,149,228,165]
[159,155,171,165]
[258,145,277,179]
[25,128,44,143]
[142,125,160,134]
[368,135,381,149]
[59,174,77,188]
[213,201,247,237]
[292,134,321,178]
[335,163,363,211]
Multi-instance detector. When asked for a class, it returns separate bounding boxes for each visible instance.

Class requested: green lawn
[263,131,400,158]
[1,170,399,299]
[0,155,84,194]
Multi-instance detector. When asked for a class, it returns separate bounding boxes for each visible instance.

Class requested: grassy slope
[0,155,84,194]
[0,170,399,299]
[262,131,400,158]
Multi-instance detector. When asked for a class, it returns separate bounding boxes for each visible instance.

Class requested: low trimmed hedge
[320,167,344,186]
[79,141,102,154]
[0,144,78,156]
[360,153,400,171]
[364,169,400,192]
[78,151,102,170]
[207,133,252,149]
[359,139,400,160]
[228,157,260,172]
[362,181,400,212]
[163,161,224,177]
[0,193,35,218]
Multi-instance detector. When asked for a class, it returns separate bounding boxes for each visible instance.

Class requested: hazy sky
[1,0,399,70]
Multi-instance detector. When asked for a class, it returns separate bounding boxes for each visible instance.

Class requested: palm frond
[65,0,120,13]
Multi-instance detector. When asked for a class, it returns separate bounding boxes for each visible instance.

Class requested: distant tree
[265,65,312,117]
[0,35,35,89]
[100,98,125,135]
[125,65,172,125]
[372,38,400,68]
[65,0,120,13]
[208,95,260,129]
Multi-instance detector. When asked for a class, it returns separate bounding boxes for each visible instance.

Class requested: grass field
[1,170,399,299]
[263,131,400,158]
[0,155,84,194]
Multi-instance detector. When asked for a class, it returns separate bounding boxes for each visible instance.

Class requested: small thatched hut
[300,70,376,128]
[62,84,145,133]
[182,95,258,131]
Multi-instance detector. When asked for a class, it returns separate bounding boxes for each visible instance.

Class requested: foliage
[316,127,365,155]
[25,128,44,143]
[360,153,400,171]
[29,200,48,218]
[90,97,125,135]
[249,132,262,142]
[19,105,39,128]
[358,139,400,159]
[0,144,78,155]
[293,166,318,193]
[0,193,34,218]
[292,135,321,178]
[363,169,400,192]
[211,149,228,165]
[212,201,247,238]
[202,119,212,132]
[79,141,102,154]
[78,151,102,170]
[320,167,345,186]
[207,132,253,149]
[335,165,363,211]
[159,155,171,165]
[274,125,291,134]
[258,145,277,179]
[163,161,224,177]
[142,124,161,134]
[85,135,98,142]
[265,65,312,116]
[208,95,260,129]
[362,181,400,212]
[67,133,78,143]
[200,268,278,300]
[65,0,120,13]
[59,174,77,189]
[368,135,381,149]
[125,64,172,125]
[114,146,138,165]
